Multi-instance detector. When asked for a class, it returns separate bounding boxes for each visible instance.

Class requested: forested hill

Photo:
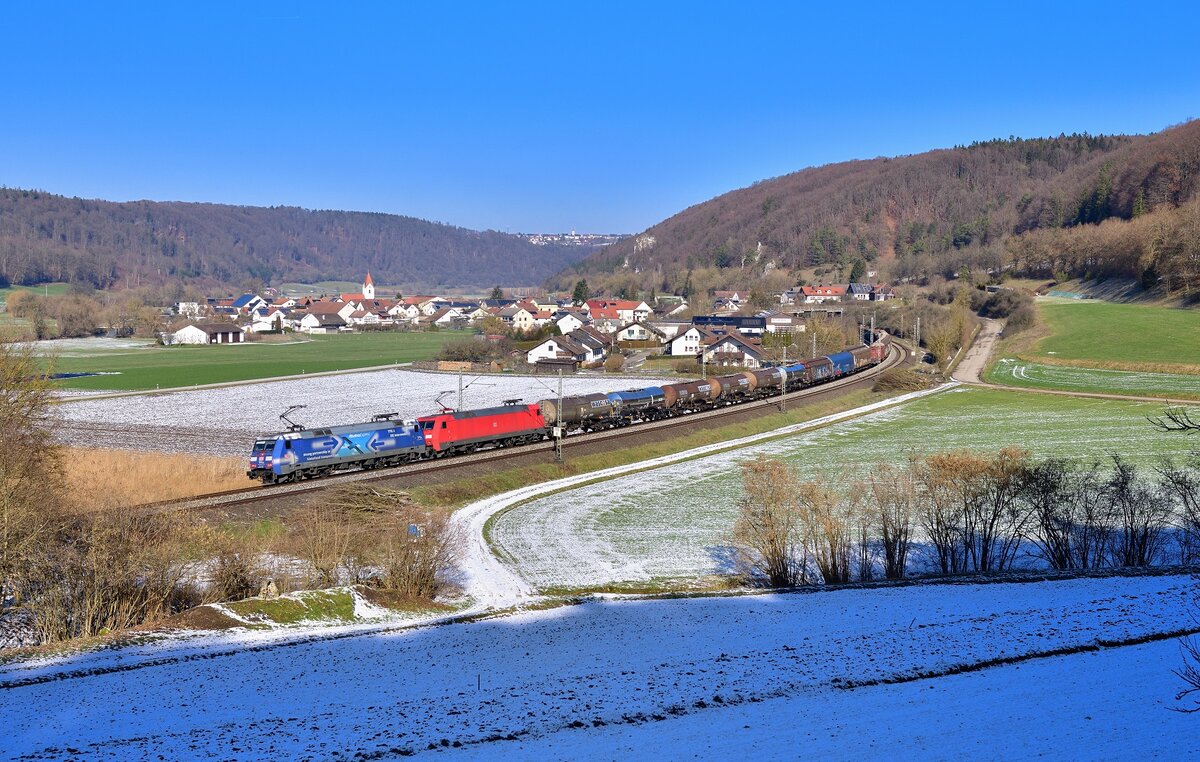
[554,120,1200,299]
[0,191,591,291]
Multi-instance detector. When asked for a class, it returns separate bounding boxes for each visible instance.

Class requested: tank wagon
[248,341,888,483]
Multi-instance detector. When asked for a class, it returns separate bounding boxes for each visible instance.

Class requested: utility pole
[779,345,787,412]
[554,369,563,463]
[915,316,921,357]
[870,312,876,344]
[457,370,463,412]
[811,332,817,359]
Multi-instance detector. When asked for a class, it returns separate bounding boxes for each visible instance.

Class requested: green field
[985,299,1200,396]
[987,359,1200,399]
[492,387,1200,588]
[45,331,469,391]
[1022,300,1199,367]
[0,282,70,304]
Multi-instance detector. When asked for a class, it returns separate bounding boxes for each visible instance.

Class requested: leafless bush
[733,457,804,587]
[1106,457,1170,567]
[1020,460,1111,569]
[872,368,929,392]
[1176,633,1200,713]
[868,464,916,579]
[30,512,209,642]
[294,503,354,587]
[209,545,263,602]
[321,485,463,599]
[0,341,65,605]
[1158,460,1200,565]
[914,448,1031,574]
[796,480,855,584]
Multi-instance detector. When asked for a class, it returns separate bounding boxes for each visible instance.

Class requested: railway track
[154,342,906,516]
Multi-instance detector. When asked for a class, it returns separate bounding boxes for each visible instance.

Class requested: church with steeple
[338,272,377,304]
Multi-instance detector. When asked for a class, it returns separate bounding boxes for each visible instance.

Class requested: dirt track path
[952,318,1003,384]
[953,317,1198,406]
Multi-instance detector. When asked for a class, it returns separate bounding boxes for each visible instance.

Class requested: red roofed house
[798,285,846,304]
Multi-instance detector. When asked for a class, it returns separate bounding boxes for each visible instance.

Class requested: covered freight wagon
[827,351,856,377]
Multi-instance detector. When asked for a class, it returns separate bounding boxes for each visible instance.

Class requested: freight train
[247,342,886,484]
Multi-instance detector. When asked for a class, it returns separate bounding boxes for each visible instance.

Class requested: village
[169,273,896,371]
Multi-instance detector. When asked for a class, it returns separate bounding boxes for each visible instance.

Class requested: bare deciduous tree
[296,503,354,587]
[733,457,804,587]
[0,342,64,605]
[1106,456,1169,568]
[868,463,916,579]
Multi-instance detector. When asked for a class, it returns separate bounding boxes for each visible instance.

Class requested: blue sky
[2,1,1197,233]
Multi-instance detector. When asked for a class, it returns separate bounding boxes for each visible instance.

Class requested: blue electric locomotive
[247,415,427,483]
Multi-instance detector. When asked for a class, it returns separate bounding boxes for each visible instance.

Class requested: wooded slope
[0,191,588,290]
[557,120,1200,299]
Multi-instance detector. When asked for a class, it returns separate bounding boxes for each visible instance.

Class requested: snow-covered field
[493,386,1200,589]
[26,337,158,356]
[993,358,1200,396]
[52,369,673,455]
[4,574,1196,759]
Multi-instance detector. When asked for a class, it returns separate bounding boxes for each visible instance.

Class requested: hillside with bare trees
[556,120,1200,300]
[0,190,592,291]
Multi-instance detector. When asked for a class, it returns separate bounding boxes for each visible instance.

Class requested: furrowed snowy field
[4,575,1196,759]
[492,387,1200,589]
[991,358,1200,397]
[51,369,673,455]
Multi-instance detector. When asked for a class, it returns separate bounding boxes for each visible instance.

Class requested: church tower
[362,271,375,300]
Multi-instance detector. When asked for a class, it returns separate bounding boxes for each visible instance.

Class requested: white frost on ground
[51,369,673,455]
[24,337,158,355]
[4,574,1196,759]
[996,358,1200,395]
[492,385,1199,590]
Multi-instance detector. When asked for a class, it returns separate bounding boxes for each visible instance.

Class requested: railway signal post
[554,369,564,463]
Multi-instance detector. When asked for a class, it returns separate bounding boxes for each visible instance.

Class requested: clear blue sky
[2,1,1197,233]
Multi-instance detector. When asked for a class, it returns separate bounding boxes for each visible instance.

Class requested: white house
[762,312,806,334]
[667,326,705,356]
[703,333,764,369]
[423,307,464,328]
[389,303,421,323]
[171,322,246,345]
[526,336,588,365]
[300,313,347,334]
[496,306,535,332]
[614,321,664,344]
[847,283,873,301]
[175,302,203,319]
[554,311,587,335]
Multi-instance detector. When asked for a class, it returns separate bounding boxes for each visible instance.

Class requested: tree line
[733,448,1200,587]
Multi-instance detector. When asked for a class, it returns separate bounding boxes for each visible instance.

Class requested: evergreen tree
[849,259,866,283]
[490,285,504,300]
[571,279,589,306]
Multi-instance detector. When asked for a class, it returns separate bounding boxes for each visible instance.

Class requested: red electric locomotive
[417,403,547,456]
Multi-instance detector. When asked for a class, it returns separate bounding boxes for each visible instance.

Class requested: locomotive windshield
[252,439,274,452]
